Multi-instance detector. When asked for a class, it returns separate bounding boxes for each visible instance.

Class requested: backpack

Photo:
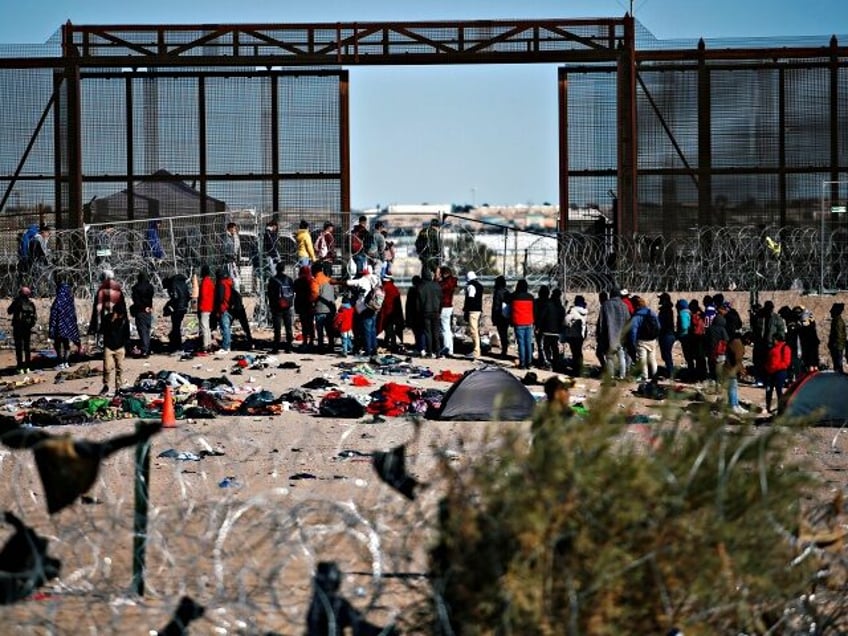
[18,224,39,263]
[711,338,728,362]
[365,287,385,312]
[168,276,190,311]
[691,312,706,336]
[637,312,660,341]
[414,229,428,255]
[18,299,37,329]
[275,276,294,310]
[351,226,372,256]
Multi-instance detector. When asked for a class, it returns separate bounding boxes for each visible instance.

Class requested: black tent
[782,371,848,424]
[433,365,537,421]
[92,169,226,222]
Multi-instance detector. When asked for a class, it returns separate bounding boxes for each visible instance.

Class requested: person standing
[562,295,588,376]
[370,220,387,276]
[510,279,535,370]
[345,267,382,356]
[405,275,424,355]
[491,276,511,359]
[163,270,190,353]
[100,297,130,395]
[213,269,234,354]
[333,298,355,357]
[675,299,693,377]
[657,292,676,379]
[463,271,484,359]
[377,274,404,353]
[130,270,155,357]
[688,299,708,382]
[267,262,295,354]
[143,219,165,262]
[222,222,241,292]
[828,302,846,373]
[436,266,458,356]
[418,268,443,357]
[350,216,371,275]
[29,224,52,295]
[312,262,336,352]
[796,306,820,372]
[197,264,215,352]
[416,218,442,275]
[49,276,81,370]
[294,265,317,352]
[7,286,37,374]
[314,221,336,264]
[764,334,791,414]
[295,220,316,267]
[262,216,280,274]
[599,289,631,380]
[89,269,124,339]
[706,302,731,382]
[723,330,749,415]
[628,296,659,382]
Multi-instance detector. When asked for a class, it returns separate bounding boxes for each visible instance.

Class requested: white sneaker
[218,349,230,355]
[731,405,747,415]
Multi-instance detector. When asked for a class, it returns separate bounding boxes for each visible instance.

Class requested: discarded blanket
[366,382,421,417]
[318,391,366,419]
[434,370,463,383]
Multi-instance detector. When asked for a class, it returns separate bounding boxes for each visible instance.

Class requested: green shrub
[429,390,820,635]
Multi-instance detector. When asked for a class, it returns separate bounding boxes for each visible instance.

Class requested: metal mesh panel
[637,70,698,171]
[785,67,830,167]
[637,175,700,235]
[710,69,780,169]
[279,76,340,174]
[712,174,780,226]
[206,76,266,175]
[566,71,617,173]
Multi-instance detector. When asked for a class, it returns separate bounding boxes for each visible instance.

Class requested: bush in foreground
[429,391,830,634]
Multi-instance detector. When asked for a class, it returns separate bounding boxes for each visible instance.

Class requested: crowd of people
[6,215,848,416]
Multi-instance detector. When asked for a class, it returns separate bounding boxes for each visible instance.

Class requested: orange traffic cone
[161,385,177,428]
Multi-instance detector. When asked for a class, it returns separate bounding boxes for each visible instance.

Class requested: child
[333,297,355,357]
[7,286,37,374]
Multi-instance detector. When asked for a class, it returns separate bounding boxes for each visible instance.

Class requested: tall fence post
[132,421,152,596]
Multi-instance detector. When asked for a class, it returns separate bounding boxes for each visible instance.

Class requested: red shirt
[333,306,354,333]
[765,341,791,374]
[439,276,457,309]
[198,276,215,313]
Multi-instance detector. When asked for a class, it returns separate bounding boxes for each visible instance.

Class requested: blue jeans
[220,311,232,350]
[727,376,739,408]
[515,325,533,368]
[315,313,330,348]
[361,312,377,355]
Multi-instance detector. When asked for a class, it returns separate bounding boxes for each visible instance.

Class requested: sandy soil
[0,288,846,633]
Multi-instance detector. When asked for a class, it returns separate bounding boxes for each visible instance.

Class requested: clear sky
[2,0,846,209]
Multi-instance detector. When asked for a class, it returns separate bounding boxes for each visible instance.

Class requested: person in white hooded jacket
[563,295,589,375]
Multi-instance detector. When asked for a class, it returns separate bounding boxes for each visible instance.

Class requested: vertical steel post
[616,15,638,236]
[126,75,135,222]
[340,71,351,215]
[63,21,83,229]
[697,39,713,227]
[558,67,569,293]
[132,421,152,596]
[198,76,207,215]
[271,74,280,211]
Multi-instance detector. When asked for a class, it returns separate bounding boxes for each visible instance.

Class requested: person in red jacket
[436,265,458,356]
[764,333,791,413]
[196,264,215,352]
[213,269,234,353]
[333,298,355,356]
[510,279,535,369]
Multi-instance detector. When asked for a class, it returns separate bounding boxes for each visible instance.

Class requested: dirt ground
[0,288,846,633]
